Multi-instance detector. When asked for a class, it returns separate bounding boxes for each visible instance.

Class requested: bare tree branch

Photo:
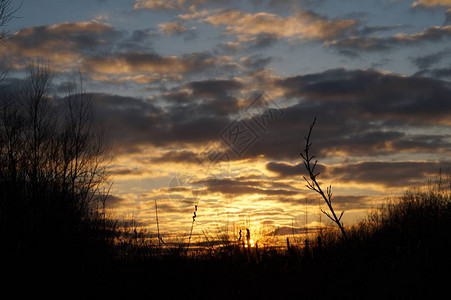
[301,117,348,240]
[0,1,21,82]
[0,0,21,43]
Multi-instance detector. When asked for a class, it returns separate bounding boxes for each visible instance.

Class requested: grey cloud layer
[328,26,451,52]
[86,68,450,174]
[266,161,450,187]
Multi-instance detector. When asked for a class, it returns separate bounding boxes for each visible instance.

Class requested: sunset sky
[2,0,451,244]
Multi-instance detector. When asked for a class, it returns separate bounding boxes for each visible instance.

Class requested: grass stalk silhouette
[154,199,164,249]
[187,203,198,250]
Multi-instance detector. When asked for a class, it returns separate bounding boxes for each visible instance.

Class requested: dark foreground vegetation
[87,175,449,300]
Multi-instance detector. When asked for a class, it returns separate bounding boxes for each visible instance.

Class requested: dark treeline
[0,63,116,270]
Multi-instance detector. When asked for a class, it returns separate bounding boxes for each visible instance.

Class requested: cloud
[329,161,449,187]
[187,78,243,97]
[0,19,235,86]
[328,25,451,52]
[240,55,273,72]
[35,64,451,174]
[159,20,188,35]
[109,167,154,179]
[2,21,121,70]
[162,78,243,116]
[410,48,451,79]
[133,0,241,11]
[412,0,451,8]
[134,0,186,11]
[201,68,451,162]
[266,161,326,177]
[147,150,200,164]
[117,28,156,52]
[249,33,280,48]
[274,68,451,125]
[80,51,235,82]
[178,8,209,20]
[88,92,232,153]
[266,160,449,188]
[34,66,448,165]
[202,9,357,42]
[357,24,411,36]
[194,178,298,196]
[411,48,451,69]
[415,66,451,79]
[89,93,163,151]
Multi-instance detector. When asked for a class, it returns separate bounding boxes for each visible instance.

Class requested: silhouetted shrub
[0,62,113,262]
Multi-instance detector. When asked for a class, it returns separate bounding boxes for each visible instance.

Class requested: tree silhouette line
[0,62,114,260]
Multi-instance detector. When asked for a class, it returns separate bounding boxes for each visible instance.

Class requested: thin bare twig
[301,117,348,240]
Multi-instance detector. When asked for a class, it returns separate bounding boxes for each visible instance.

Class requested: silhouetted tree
[0,61,112,255]
[0,0,17,43]
[0,0,20,82]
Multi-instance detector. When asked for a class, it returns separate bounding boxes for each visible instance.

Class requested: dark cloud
[267,160,450,188]
[446,9,451,25]
[330,25,451,52]
[328,36,392,51]
[267,0,327,12]
[329,161,450,187]
[2,21,239,85]
[148,150,200,164]
[194,178,298,196]
[109,167,148,176]
[418,67,451,79]
[161,78,243,117]
[84,67,451,168]
[270,226,313,236]
[251,33,280,48]
[275,68,451,124]
[240,54,273,73]
[89,92,232,153]
[1,21,123,69]
[411,49,451,79]
[82,51,215,75]
[266,161,325,177]
[411,48,451,69]
[117,28,157,52]
[357,24,411,36]
[303,194,373,211]
[90,93,164,151]
[133,0,242,11]
[187,79,243,98]
[159,20,187,35]
[323,195,373,210]
[98,194,126,207]
[12,21,121,51]
[88,50,240,84]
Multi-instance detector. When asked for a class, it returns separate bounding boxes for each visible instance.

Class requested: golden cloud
[81,53,198,75]
[158,20,187,35]
[2,21,118,71]
[134,0,186,10]
[412,0,451,7]
[203,10,357,42]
